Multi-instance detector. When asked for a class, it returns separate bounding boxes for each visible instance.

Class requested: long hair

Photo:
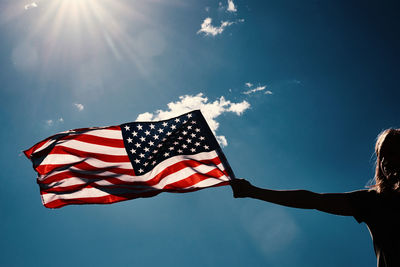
[372,128,400,193]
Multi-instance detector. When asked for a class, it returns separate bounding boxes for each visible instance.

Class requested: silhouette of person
[231,129,400,267]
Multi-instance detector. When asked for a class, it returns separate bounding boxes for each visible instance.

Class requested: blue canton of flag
[121,110,220,175]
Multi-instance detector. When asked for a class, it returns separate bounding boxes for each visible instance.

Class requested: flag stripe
[39,155,225,189]
[24,127,123,158]
[164,168,227,190]
[187,178,230,189]
[42,181,230,209]
[41,172,229,208]
[57,133,125,148]
[39,165,227,194]
[79,128,122,139]
[36,159,133,179]
[36,158,130,175]
[38,163,135,184]
[42,190,161,209]
[38,151,223,187]
[53,140,127,155]
[38,149,130,167]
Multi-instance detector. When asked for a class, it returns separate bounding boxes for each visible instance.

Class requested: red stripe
[166,180,230,193]
[57,134,124,148]
[163,169,225,189]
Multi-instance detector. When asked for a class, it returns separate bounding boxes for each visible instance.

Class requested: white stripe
[186,177,230,189]
[40,154,85,166]
[41,150,226,186]
[31,128,122,155]
[83,129,122,139]
[42,187,115,203]
[33,138,58,155]
[83,157,132,169]
[216,163,224,171]
[57,139,126,155]
[39,152,128,166]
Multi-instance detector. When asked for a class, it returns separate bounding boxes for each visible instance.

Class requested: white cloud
[228,101,250,115]
[227,0,237,12]
[265,90,273,95]
[74,103,84,111]
[24,2,38,10]
[243,85,268,95]
[135,93,250,147]
[197,17,234,36]
[45,117,64,127]
[245,82,253,88]
[136,112,154,121]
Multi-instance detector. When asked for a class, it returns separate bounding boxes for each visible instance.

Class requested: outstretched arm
[231,179,355,216]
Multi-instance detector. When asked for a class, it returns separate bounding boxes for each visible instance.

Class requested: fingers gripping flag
[24,110,234,208]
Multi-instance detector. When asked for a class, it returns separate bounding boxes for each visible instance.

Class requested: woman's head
[373,128,400,193]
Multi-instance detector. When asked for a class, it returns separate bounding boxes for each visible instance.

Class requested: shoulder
[345,189,378,223]
[346,189,379,207]
[346,189,377,199]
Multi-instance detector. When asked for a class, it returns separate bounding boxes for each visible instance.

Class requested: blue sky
[1,0,399,266]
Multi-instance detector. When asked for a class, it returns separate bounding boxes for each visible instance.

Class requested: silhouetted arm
[231,179,355,216]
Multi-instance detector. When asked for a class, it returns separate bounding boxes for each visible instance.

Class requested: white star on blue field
[1,0,399,266]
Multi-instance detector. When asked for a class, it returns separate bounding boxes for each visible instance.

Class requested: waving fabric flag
[24,110,234,208]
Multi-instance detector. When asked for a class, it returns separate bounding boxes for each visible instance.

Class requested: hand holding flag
[231,178,253,198]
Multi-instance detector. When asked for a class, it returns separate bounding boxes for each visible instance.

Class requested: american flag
[24,110,233,208]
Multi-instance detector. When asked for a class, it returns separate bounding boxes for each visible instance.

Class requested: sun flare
[22,0,156,73]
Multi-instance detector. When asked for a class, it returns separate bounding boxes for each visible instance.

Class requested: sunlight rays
[18,0,166,78]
